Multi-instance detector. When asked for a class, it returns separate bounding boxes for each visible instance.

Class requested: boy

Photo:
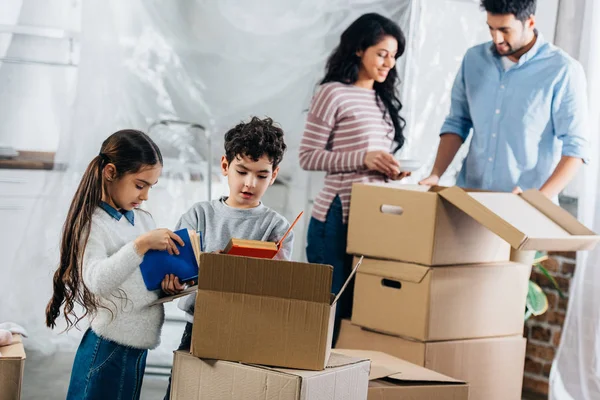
[163,116,293,399]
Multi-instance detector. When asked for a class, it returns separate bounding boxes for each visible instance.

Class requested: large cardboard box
[336,320,526,400]
[170,350,370,400]
[0,334,26,400]
[336,349,469,400]
[352,257,531,341]
[185,253,358,371]
[348,184,599,265]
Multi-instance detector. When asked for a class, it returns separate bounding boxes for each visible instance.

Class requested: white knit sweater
[82,207,164,349]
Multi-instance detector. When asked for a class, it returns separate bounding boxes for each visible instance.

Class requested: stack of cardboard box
[337,183,599,400]
[159,253,471,399]
[0,334,26,400]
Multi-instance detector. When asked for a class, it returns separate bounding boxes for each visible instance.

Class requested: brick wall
[522,196,578,398]
[522,252,576,397]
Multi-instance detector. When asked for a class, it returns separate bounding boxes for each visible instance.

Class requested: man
[420,0,589,199]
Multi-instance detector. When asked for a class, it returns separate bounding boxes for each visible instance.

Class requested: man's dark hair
[480,0,536,21]
[224,116,287,169]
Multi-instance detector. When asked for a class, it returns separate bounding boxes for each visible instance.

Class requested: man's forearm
[539,156,583,198]
[430,133,464,177]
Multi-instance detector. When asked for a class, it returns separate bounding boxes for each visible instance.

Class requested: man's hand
[419,174,440,186]
[512,186,523,194]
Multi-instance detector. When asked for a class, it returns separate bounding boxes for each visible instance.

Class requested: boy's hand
[161,274,186,295]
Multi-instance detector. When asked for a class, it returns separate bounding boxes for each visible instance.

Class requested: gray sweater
[176,196,294,321]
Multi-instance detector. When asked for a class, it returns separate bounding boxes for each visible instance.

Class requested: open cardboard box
[348,183,600,265]
[0,334,26,400]
[335,349,468,400]
[170,350,370,400]
[154,253,362,371]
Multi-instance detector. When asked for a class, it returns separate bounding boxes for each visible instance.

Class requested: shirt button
[488,157,493,162]
[492,133,497,138]
[500,85,505,89]
[495,109,500,114]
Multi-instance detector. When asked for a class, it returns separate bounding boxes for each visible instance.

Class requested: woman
[299,12,407,339]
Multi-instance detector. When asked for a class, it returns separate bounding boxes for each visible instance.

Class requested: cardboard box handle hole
[380,204,403,215]
[381,278,402,289]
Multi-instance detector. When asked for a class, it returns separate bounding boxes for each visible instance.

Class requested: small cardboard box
[336,320,526,400]
[336,349,469,400]
[0,334,26,400]
[186,253,359,371]
[348,184,599,265]
[170,350,370,400]
[351,257,531,341]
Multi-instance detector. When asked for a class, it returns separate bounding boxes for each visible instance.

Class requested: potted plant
[525,251,566,321]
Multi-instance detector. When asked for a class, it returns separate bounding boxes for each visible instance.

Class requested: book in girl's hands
[224,211,303,259]
[139,228,203,291]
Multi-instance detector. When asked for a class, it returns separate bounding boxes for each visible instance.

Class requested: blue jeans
[67,329,147,400]
[306,196,354,343]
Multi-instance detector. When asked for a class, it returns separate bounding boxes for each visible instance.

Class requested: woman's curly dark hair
[321,13,406,153]
[224,116,287,169]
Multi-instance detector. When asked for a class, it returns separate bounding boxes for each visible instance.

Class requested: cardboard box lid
[0,334,25,360]
[335,349,465,385]
[356,257,430,284]
[198,253,333,303]
[438,186,600,251]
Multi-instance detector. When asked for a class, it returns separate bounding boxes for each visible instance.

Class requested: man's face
[487,12,535,57]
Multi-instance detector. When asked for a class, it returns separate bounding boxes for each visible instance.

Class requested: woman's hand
[134,229,184,256]
[364,151,400,178]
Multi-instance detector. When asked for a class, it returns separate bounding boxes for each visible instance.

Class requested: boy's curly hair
[224,116,287,169]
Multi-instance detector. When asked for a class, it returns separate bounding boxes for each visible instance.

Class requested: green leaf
[535,263,566,299]
[525,280,548,320]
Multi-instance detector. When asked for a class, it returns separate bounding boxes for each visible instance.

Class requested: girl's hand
[134,229,184,256]
[161,274,186,295]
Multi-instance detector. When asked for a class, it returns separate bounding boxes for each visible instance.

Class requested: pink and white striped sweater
[299,82,395,223]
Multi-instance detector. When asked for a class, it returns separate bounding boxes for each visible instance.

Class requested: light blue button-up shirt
[441,33,589,192]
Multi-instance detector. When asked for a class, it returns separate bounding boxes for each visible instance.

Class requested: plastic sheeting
[550,0,600,398]
[0,0,568,372]
[2,0,418,356]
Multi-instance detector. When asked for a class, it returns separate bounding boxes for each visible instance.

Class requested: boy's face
[221,154,279,209]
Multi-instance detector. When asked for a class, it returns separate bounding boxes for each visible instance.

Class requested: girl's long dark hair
[45,129,162,330]
[321,13,407,153]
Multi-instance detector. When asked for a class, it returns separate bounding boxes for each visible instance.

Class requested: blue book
[139,228,202,291]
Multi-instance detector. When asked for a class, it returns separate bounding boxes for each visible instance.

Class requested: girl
[45,130,185,400]
[299,13,408,341]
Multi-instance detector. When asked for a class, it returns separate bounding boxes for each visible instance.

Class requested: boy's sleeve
[175,206,201,231]
[175,205,203,316]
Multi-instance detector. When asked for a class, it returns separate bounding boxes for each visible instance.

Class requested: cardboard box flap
[335,349,464,384]
[0,334,25,360]
[439,186,600,250]
[357,257,430,284]
[332,256,363,305]
[259,352,370,379]
[197,253,332,303]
